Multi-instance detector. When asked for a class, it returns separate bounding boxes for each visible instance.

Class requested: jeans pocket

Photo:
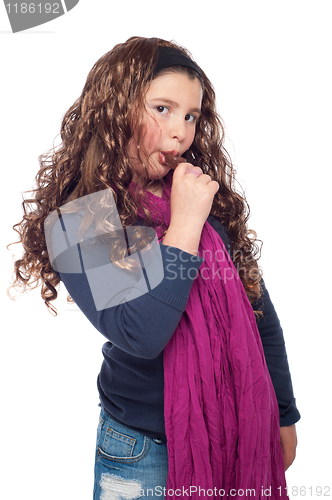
[102,427,136,458]
[97,412,150,464]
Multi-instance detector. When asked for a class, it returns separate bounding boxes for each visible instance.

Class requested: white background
[1,1,331,499]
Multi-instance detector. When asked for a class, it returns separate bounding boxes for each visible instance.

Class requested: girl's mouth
[159,152,167,165]
[160,151,185,169]
[159,151,181,166]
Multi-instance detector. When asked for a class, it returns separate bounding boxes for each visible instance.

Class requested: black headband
[154,47,202,78]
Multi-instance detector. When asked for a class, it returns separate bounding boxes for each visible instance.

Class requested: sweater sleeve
[47,209,204,359]
[252,283,301,426]
[55,243,204,359]
[207,216,300,426]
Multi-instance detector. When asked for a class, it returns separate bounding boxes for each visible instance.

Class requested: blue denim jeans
[93,407,168,499]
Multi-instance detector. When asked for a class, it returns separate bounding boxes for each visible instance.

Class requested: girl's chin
[130,154,172,183]
[150,167,172,181]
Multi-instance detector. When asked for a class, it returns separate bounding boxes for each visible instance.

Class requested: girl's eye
[185,114,197,123]
[156,106,169,114]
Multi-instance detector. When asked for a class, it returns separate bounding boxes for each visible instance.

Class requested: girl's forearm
[162,221,203,256]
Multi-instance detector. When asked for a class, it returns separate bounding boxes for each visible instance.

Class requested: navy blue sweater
[53,214,300,439]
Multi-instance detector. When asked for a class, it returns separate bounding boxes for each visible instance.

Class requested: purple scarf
[131,176,288,500]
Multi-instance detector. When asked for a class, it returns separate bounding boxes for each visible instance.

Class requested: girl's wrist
[161,222,203,256]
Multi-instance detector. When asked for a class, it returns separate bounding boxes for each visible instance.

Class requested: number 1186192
[5,3,60,14]
[278,486,331,496]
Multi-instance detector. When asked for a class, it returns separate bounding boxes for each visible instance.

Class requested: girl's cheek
[146,121,162,146]
[186,129,196,150]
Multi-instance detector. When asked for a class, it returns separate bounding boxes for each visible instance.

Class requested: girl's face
[129,71,203,183]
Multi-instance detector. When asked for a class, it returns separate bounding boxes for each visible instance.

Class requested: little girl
[10,37,300,499]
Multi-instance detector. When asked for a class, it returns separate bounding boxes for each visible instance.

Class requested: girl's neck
[147,183,163,198]
[131,171,173,199]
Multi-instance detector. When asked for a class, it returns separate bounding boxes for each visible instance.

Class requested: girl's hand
[162,163,219,255]
[280,424,297,471]
[170,163,219,229]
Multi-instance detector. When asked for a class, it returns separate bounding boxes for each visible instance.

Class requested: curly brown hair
[8,36,262,315]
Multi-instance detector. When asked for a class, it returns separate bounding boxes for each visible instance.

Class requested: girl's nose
[169,117,186,142]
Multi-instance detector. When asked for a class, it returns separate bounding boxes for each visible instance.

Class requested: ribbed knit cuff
[279,399,301,426]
